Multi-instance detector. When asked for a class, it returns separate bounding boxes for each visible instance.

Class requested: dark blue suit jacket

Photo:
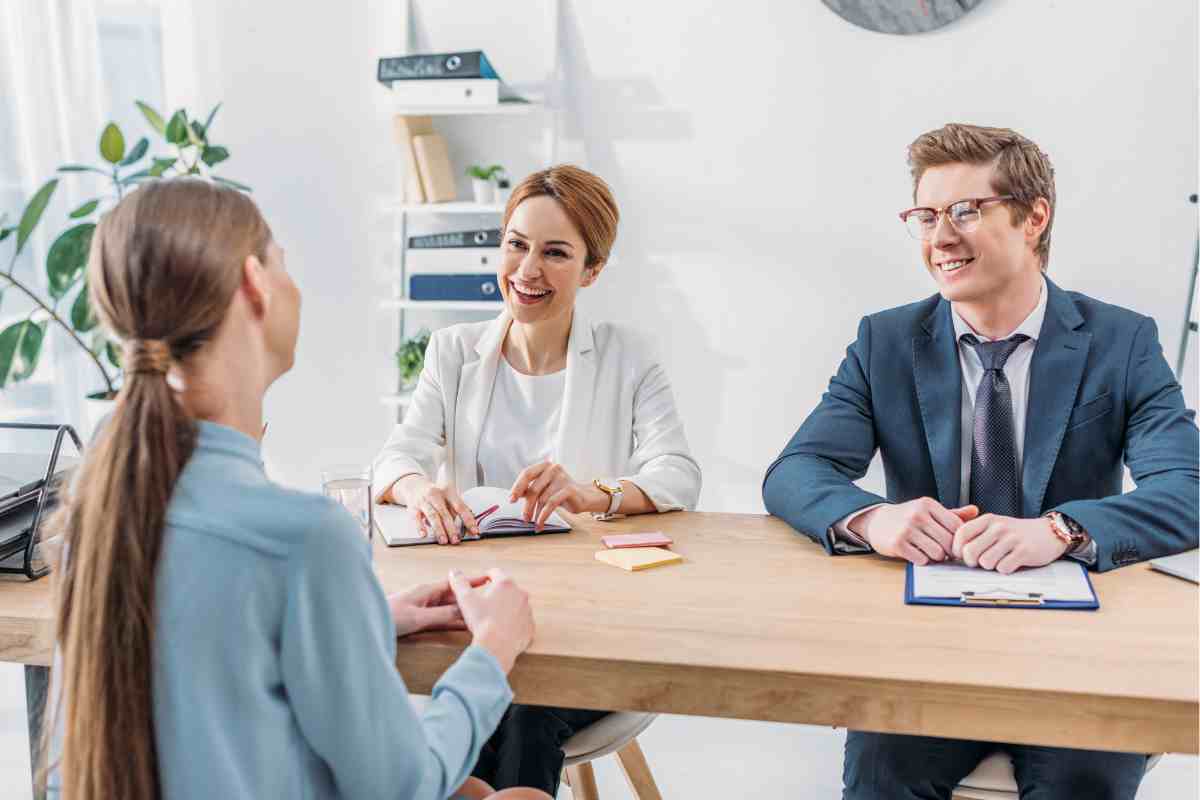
[763,279,1199,571]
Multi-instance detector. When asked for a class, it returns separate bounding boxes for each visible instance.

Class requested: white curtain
[0,0,109,442]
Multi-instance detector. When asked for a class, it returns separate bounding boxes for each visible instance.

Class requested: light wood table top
[1,512,1195,753]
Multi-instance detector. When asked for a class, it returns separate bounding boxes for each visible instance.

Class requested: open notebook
[375,486,571,547]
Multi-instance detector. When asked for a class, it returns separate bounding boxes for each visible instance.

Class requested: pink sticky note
[601,532,673,549]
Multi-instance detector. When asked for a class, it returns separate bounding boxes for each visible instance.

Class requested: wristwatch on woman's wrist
[592,478,623,520]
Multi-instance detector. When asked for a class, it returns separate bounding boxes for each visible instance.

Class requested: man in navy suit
[763,123,1198,800]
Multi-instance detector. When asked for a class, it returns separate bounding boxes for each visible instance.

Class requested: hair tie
[123,339,172,376]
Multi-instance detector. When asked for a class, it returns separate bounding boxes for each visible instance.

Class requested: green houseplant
[0,100,249,403]
[465,163,502,204]
[395,330,431,391]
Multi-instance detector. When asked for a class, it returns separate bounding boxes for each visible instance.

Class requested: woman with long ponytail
[43,178,543,800]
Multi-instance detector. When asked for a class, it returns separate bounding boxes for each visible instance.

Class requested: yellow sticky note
[594,547,682,572]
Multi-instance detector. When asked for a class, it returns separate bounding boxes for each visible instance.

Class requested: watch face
[822,0,986,35]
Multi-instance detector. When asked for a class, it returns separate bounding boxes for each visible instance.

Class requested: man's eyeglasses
[898,195,1013,241]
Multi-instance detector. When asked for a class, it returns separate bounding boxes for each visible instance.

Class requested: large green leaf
[46,223,95,300]
[187,120,206,146]
[70,282,98,332]
[136,100,166,135]
[148,157,177,177]
[99,123,125,164]
[118,137,149,167]
[212,175,252,193]
[58,164,109,176]
[105,339,122,369]
[69,199,100,219]
[15,179,57,257]
[165,110,188,145]
[201,146,229,167]
[0,320,45,387]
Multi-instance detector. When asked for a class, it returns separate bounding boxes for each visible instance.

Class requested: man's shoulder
[1059,287,1153,334]
[862,293,944,336]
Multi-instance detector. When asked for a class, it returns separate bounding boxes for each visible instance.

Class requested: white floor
[2,664,1194,799]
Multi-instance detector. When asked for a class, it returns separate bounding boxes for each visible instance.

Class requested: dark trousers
[472,704,609,795]
[843,731,1147,800]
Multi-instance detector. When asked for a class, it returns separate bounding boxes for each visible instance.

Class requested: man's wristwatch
[592,478,623,520]
[1044,511,1088,550]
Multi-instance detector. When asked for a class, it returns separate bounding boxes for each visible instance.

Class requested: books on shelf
[411,133,457,203]
[378,50,529,106]
[409,228,502,249]
[407,247,501,273]
[392,115,434,204]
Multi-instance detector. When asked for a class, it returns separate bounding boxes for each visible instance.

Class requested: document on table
[908,560,1098,607]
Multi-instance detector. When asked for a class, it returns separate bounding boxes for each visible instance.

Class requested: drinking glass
[321,464,374,555]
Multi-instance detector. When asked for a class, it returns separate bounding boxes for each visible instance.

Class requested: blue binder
[904,561,1099,611]
[408,274,502,302]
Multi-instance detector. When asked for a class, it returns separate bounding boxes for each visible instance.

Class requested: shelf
[380,299,503,312]
[382,201,505,215]
[393,102,546,116]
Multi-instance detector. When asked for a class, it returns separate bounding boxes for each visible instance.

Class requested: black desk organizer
[0,423,83,580]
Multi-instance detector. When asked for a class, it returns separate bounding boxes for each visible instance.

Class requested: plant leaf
[69,199,101,219]
[201,145,229,167]
[203,102,222,135]
[99,123,126,164]
[71,282,98,332]
[118,137,149,166]
[212,175,252,192]
[46,223,95,300]
[148,157,177,177]
[16,179,57,257]
[136,100,166,135]
[58,164,109,176]
[188,120,206,146]
[165,110,188,145]
[0,227,14,242]
[105,339,122,369]
[0,320,45,387]
[119,169,153,185]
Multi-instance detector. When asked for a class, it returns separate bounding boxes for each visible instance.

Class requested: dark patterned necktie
[960,333,1030,517]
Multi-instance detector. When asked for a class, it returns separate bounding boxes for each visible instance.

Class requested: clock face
[822,0,986,35]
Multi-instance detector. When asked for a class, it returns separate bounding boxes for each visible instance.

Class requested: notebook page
[912,560,1094,602]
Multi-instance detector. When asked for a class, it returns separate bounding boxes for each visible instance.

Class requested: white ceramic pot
[81,394,117,442]
[471,178,495,205]
[494,185,513,206]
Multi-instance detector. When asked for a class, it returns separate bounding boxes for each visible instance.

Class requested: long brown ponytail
[43,178,271,799]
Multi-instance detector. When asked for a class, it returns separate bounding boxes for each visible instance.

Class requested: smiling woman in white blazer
[372,165,700,796]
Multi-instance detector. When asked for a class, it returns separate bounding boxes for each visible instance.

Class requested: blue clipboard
[905,561,1099,611]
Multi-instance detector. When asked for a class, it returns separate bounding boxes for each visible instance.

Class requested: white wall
[180,0,1197,510]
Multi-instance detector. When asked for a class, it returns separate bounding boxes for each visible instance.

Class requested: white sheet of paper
[912,560,1095,602]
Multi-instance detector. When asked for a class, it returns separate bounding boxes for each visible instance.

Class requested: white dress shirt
[475,359,565,488]
[833,279,1096,563]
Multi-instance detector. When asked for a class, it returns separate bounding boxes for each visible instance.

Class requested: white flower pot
[495,185,513,207]
[81,395,117,442]
[471,178,495,205]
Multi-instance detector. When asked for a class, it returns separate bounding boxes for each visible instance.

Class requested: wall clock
[822,0,986,35]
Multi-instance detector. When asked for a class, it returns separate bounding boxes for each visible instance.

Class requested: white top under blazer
[372,310,702,512]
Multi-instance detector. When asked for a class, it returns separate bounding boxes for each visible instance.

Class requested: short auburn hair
[907,123,1056,269]
[502,165,620,268]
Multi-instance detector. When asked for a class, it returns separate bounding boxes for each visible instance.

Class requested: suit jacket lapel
[452,313,509,489]
[913,298,963,507]
[556,310,596,475]
[1022,279,1090,517]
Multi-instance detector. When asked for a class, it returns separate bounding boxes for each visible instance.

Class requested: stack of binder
[407,228,503,302]
[378,50,528,106]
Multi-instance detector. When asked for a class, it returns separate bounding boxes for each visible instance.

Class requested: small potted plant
[465,164,502,204]
[395,330,431,392]
[494,168,513,206]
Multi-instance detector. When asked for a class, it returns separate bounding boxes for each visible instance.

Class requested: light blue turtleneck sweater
[50,420,512,799]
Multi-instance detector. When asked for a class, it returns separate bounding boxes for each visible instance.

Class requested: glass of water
[321,464,374,554]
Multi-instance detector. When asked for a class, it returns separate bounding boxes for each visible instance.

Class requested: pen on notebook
[475,504,500,524]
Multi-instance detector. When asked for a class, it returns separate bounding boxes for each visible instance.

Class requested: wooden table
[2,512,1196,757]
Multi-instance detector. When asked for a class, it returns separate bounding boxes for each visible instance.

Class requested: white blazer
[373,310,701,511]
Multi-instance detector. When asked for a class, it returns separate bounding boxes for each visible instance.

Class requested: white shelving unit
[382,2,561,421]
